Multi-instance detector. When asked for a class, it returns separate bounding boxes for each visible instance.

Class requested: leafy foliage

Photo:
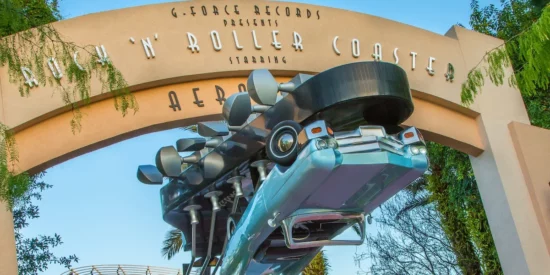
[430,142,502,274]
[0,0,138,132]
[303,250,330,275]
[394,142,502,274]
[13,172,79,275]
[180,125,198,133]
[468,0,550,129]
[523,92,550,128]
[461,1,550,105]
[411,2,550,274]
[456,2,550,273]
[0,0,137,205]
[356,191,460,275]
[0,109,29,206]
[0,144,30,210]
[395,177,430,219]
[426,146,482,275]
[161,228,184,260]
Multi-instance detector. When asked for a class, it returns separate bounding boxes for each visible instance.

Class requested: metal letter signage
[445,63,455,82]
[271,30,282,50]
[232,30,243,50]
[426,57,436,76]
[410,52,418,70]
[47,57,63,79]
[215,85,226,105]
[21,67,39,88]
[16,5,459,96]
[95,45,109,66]
[252,30,262,49]
[211,30,223,51]
[141,37,156,58]
[332,36,341,55]
[352,39,360,58]
[193,87,204,107]
[73,51,85,71]
[372,43,382,61]
[187,32,200,53]
[168,91,181,111]
[292,32,303,51]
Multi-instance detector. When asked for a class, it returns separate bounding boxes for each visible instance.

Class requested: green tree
[426,143,501,274]
[461,1,550,109]
[0,1,135,273]
[394,142,502,274]
[468,0,550,129]
[426,175,481,274]
[161,228,184,260]
[0,0,137,204]
[13,172,78,275]
[389,1,550,273]
[453,1,550,272]
[357,191,460,275]
[302,250,330,275]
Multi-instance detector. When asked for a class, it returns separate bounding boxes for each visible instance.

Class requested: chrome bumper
[281,210,366,249]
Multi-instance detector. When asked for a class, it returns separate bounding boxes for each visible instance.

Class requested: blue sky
[22,0,499,274]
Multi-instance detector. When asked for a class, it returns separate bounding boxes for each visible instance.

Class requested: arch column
[0,201,18,275]
[448,26,550,274]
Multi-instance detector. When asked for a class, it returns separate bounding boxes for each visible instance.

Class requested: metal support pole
[200,191,222,275]
[183,204,201,275]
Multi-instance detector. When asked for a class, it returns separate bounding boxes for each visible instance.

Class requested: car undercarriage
[137,61,429,275]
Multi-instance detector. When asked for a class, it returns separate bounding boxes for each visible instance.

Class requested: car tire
[266,120,302,166]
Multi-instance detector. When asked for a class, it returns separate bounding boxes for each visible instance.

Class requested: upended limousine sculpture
[137,61,429,275]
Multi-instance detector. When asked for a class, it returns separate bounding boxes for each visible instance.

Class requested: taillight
[311,127,322,134]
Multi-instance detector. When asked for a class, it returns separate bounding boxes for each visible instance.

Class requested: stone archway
[1,1,549,274]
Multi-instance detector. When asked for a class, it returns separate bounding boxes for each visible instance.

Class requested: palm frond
[161,229,184,260]
[404,176,428,197]
[352,223,363,237]
[395,194,431,220]
[180,125,198,133]
[303,250,330,275]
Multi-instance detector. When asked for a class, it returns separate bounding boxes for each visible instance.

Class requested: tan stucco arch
[1,1,550,274]
[11,78,483,175]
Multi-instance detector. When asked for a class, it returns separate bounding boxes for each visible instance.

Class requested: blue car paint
[221,138,428,274]
[221,143,338,274]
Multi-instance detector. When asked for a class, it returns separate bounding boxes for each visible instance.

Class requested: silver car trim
[281,211,365,249]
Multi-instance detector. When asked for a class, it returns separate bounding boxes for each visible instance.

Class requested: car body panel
[161,62,414,225]
[221,136,428,274]
[139,62,428,274]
